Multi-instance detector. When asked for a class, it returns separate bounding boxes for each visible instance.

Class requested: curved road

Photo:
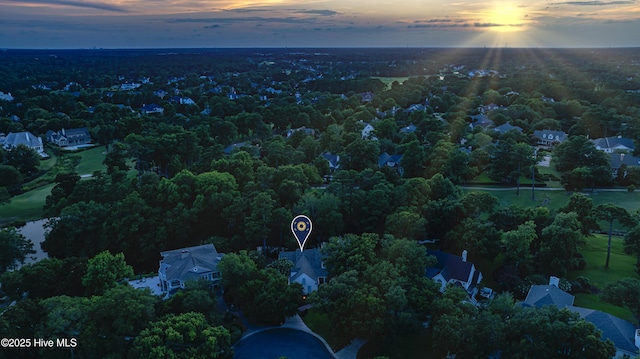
[461,186,630,192]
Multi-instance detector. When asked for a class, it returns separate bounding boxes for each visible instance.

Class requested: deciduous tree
[131,312,232,359]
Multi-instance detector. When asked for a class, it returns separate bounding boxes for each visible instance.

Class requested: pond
[233,328,335,359]
[17,218,49,267]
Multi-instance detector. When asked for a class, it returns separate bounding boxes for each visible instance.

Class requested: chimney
[549,276,560,287]
[461,250,468,262]
[621,153,625,163]
[181,250,189,259]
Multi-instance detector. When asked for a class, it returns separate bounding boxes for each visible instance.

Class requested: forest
[2,47,640,358]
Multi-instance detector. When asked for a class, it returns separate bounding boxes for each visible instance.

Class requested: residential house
[379,152,404,175]
[610,153,640,176]
[46,128,91,147]
[523,277,575,308]
[169,96,196,105]
[400,124,417,134]
[360,92,374,103]
[158,244,223,295]
[569,307,640,358]
[322,152,340,172]
[361,122,377,140]
[2,131,44,154]
[154,90,168,99]
[286,126,316,139]
[404,104,427,113]
[533,129,568,146]
[493,123,523,134]
[482,103,501,112]
[523,277,640,358]
[426,249,483,301]
[278,248,327,295]
[141,103,164,115]
[0,91,14,102]
[470,114,493,130]
[119,83,141,91]
[591,136,635,154]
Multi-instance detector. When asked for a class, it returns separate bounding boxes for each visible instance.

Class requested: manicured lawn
[465,189,640,214]
[569,233,639,322]
[0,183,53,225]
[73,145,106,175]
[464,188,570,211]
[569,233,639,288]
[371,76,410,89]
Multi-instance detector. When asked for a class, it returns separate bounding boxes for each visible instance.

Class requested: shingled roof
[426,249,474,283]
[568,306,639,355]
[159,244,221,283]
[279,248,327,282]
[523,285,575,308]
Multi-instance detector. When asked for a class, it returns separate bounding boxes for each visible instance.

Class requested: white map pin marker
[291,215,312,251]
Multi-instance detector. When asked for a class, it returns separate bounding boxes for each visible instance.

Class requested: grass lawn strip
[0,183,54,225]
[569,233,639,323]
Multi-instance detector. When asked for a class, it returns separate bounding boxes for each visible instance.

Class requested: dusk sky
[1,0,639,48]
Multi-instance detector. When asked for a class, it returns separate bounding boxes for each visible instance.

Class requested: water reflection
[17,219,49,267]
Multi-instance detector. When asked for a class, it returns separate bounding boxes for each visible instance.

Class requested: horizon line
[3,45,640,51]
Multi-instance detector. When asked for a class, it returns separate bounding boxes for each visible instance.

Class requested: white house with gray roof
[533,129,567,146]
[158,244,223,295]
[279,248,327,295]
[591,136,636,154]
[2,131,44,155]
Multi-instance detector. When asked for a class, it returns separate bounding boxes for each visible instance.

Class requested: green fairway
[74,145,107,175]
[464,188,640,214]
[0,146,107,226]
[568,233,639,322]
[0,183,53,225]
[570,233,639,287]
[371,76,410,89]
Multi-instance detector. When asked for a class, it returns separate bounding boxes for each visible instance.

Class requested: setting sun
[486,4,529,32]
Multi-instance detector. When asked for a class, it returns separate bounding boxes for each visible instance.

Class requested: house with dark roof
[141,103,164,115]
[286,126,315,139]
[569,306,640,358]
[2,131,44,155]
[533,129,567,146]
[322,152,340,172]
[470,114,493,130]
[400,124,417,134]
[610,153,640,176]
[493,123,523,134]
[46,128,91,147]
[279,248,327,295]
[426,249,482,301]
[523,277,640,358]
[523,283,575,308]
[379,152,404,175]
[158,244,223,295]
[591,137,636,154]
